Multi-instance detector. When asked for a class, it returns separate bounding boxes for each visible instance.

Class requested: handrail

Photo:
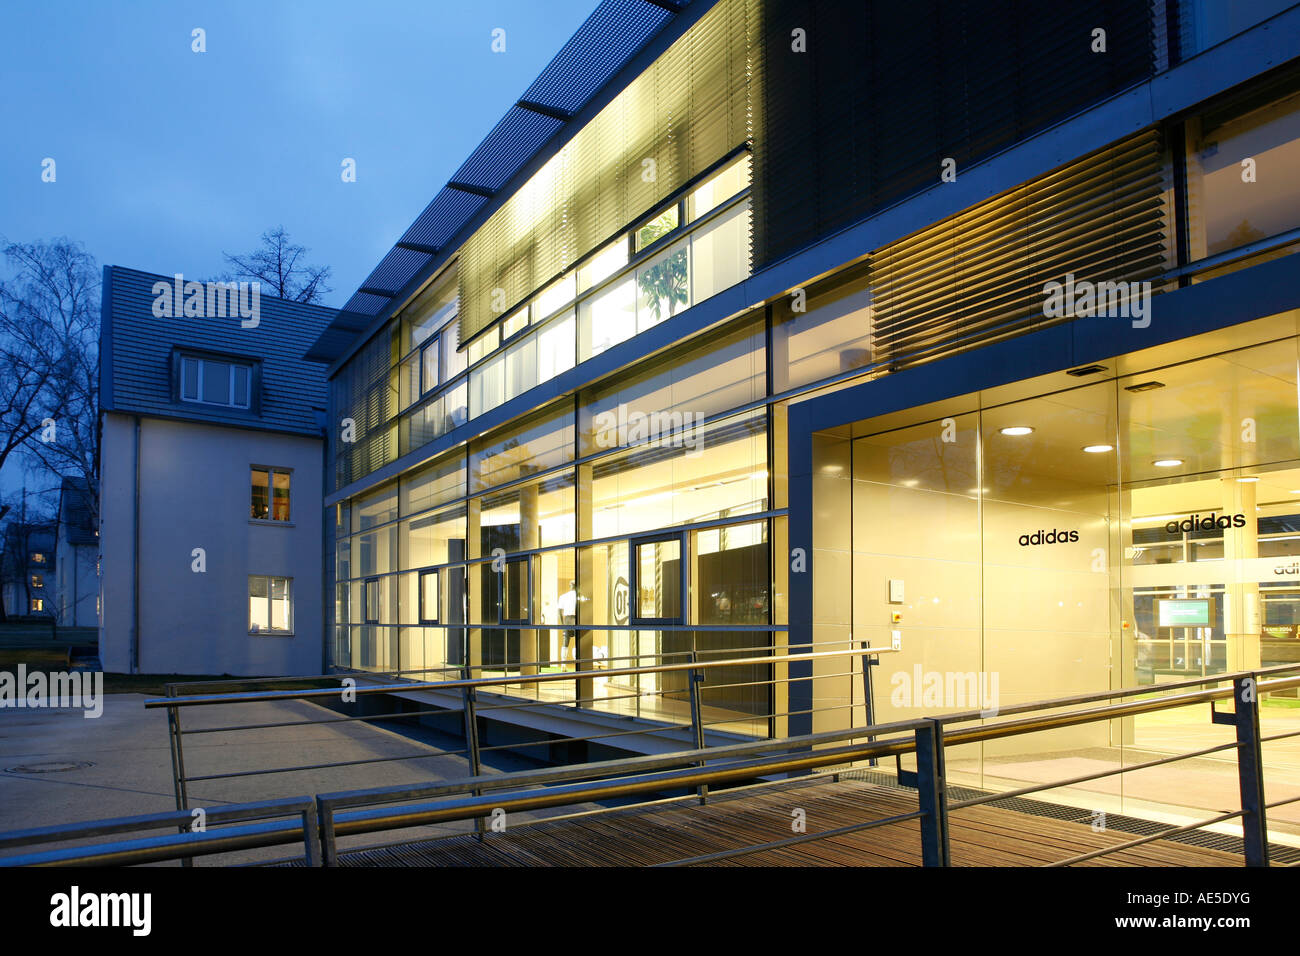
[0,797,321,868]
[143,644,897,709]
[147,639,898,831]
[311,667,1300,866]
[4,664,1298,867]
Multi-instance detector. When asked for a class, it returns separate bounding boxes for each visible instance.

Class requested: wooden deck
[330,778,1243,867]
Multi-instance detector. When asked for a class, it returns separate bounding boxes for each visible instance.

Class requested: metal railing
[144,641,897,825]
[0,797,320,868]
[306,663,1300,868]
[6,661,1299,867]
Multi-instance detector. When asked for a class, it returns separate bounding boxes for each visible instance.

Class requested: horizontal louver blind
[752,0,1155,268]
[458,0,756,343]
[868,129,1169,369]
[333,332,395,490]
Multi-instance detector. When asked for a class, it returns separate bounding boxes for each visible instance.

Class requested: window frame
[363,576,380,625]
[419,569,440,625]
[174,349,259,412]
[629,532,687,626]
[250,465,293,522]
[248,574,294,635]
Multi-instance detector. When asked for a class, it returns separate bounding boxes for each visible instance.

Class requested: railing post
[301,802,323,867]
[317,797,338,867]
[461,673,486,838]
[165,684,194,868]
[915,718,950,867]
[1232,675,1269,867]
[687,653,708,805]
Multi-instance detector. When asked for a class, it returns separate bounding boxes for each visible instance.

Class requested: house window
[30,552,47,565]
[251,467,291,521]
[31,573,44,589]
[180,355,253,409]
[249,575,292,633]
[31,598,44,612]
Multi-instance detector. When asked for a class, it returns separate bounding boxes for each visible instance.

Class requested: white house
[98,266,335,676]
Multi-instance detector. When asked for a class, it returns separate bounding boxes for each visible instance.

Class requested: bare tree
[219,226,332,304]
[0,238,99,621]
[0,239,99,523]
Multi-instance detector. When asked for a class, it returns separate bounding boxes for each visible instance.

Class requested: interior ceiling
[849,327,1300,516]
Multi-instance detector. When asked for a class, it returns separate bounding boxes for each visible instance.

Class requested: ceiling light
[1237,477,1260,483]
[1124,381,1165,392]
[1066,364,1108,377]
[1153,458,1184,467]
[1082,444,1114,453]
[999,426,1034,436]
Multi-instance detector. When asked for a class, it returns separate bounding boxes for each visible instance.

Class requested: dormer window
[177,353,254,409]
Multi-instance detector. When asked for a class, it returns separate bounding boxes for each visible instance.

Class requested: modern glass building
[306,0,1300,803]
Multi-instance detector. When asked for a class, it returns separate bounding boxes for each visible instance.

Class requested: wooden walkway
[330,778,1242,867]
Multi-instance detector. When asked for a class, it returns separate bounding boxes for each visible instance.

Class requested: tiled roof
[101,266,334,437]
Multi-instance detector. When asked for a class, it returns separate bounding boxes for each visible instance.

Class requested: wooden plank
[326,779,1242,868]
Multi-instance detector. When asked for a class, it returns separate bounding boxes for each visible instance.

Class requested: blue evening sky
[0,0,598,503]
[0,0,600,303]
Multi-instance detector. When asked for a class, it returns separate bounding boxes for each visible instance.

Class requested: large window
[249,575,293,633]
[1187,79,1300,262]
[250,467,291,521]
[180,355,253,409]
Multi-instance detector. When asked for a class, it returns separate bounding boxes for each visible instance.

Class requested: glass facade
[821,311,1300,819]
[326,43,1300,750]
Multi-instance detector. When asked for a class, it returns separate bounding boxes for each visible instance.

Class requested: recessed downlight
[1153,458,1184,468]
[999,426,1034,436]
[1082,444,1114,453]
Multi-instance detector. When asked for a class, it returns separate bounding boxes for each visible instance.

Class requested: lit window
[534,273,576,321]
[576,241,629,292]
[31,598,44,612]
[688,154,751,221]
[468,325,500,365]
[502,305,529,340]
[31,574,43,589]
[635,206,680,251]
[180,355,252,409]
[249,575,293,633]
[582,277,637,360]
[251,467,291,521]
[30,552,47,565]
[421,338,440,394]
[363,577,380,624]
[419,569,439,624]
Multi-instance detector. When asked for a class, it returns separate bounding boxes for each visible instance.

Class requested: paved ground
[0,692,555,864]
